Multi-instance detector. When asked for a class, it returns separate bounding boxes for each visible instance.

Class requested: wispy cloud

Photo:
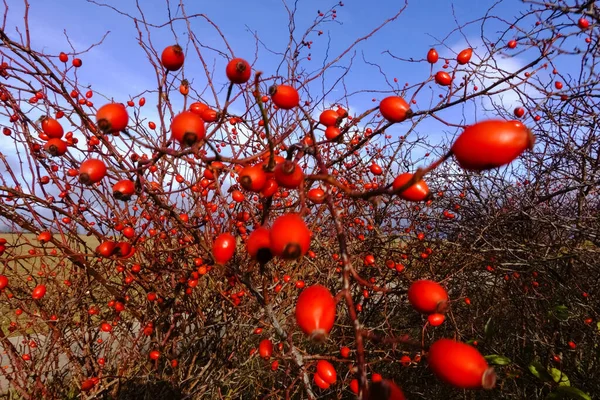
[449,38,531,115]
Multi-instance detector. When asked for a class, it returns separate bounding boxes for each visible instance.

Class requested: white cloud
[449,38,533,115]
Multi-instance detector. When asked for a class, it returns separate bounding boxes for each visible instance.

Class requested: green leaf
[557,246,570,255]
[546,392,561,400]
[549,368,570,386]
[580,240,597,250]
[555,386,592,400]
[552,305,570,321]
[596,321,600,331]
[528,361,553,382]
[484,354,512,365]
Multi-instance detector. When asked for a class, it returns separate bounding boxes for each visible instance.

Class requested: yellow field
[0,232,100,258]
[0,233,101,334]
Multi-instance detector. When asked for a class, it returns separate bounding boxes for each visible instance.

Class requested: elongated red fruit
[295,284,336,341]
[226,58,251,84]
[427,48,439,64]
[451,120,535,171]
[456,48,473,65]
[269,85,299,109]
[258,339,273,359]
[32,284,46,300]
[428,339,496,389]
[212,233,236,265]
[380,96,411,123]
[392,173,430,202]
[314,372,330,389]
[316,360,337,384]
[408,280,448,314]
[246,227,272,264]
[79,159,107,185]
[0,275,8,290]
[270,214,311,259]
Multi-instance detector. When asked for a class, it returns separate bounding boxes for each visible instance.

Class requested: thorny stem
[297,105,369,397]
[254,71,275,170]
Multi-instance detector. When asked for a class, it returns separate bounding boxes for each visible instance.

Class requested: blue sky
[0,0,538,211]
[2,1,551,185]
[3,0,529,115]
[3,0,584,232]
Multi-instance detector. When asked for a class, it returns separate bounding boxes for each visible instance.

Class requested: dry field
[0,233,100,332]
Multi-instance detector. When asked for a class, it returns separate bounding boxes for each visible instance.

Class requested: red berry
[578,18,590,30]
[295,284,336,341]
[428,339,496,389]
[408,280,448,314]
